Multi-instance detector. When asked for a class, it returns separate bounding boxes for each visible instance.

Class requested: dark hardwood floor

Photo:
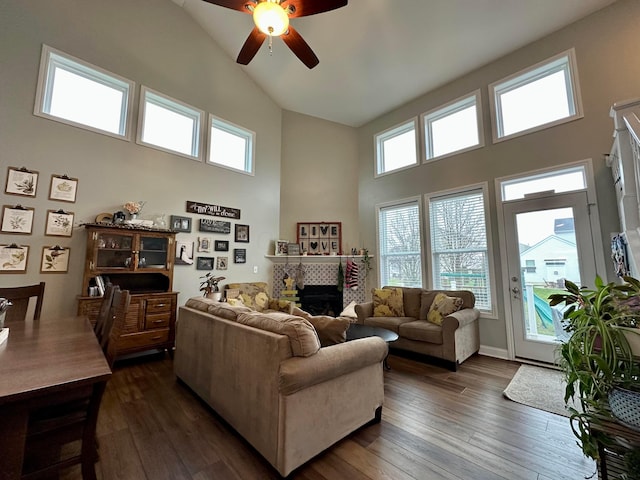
[62,353,595,479]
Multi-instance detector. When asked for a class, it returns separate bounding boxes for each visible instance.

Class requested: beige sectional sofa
[174,297,388,477]
[355,287,480,370]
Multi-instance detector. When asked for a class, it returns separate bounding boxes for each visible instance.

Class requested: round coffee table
[346,323,398,370]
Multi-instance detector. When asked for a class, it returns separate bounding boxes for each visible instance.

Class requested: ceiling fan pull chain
[268,34,273,56]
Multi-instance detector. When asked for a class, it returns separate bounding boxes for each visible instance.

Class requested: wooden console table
[590,413,640,479]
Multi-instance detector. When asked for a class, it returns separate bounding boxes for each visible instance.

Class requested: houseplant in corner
[199,273,226,301]
[549,275,640,461]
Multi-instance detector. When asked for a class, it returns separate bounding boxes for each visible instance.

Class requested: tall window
[427,187,492,311]
[422,90,483,161]
[377,199,422,287]
[489,49,582,142]
[34,45,134,139]
[375,119,418,176]
[207,115,255,175]
[137,86,203,159]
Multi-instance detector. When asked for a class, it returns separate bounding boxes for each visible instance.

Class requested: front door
[503,191,597,363]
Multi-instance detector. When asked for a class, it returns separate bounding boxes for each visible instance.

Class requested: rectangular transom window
[34,45,134,140]
[422,90,483,161]
[207,115,255,175]
[427,187,492,312]
[375,119,418,176]
[137,86,203,160]
[500,165,587,201]
[489,48,583,142]
[377,199,423,288]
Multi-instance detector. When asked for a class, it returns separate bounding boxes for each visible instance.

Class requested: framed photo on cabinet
[1,205,34,234]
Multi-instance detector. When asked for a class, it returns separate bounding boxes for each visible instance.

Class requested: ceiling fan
[202,0,348,69]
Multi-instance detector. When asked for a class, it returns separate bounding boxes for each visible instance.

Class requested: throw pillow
[268,298,294,313]
[227,297,246,307]
[372,288,404,317]
[291,306,350,346]
[339,300,358,319]
[427,292,464,326]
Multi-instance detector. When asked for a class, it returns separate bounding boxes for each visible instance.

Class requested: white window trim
[375,196,425,288]
[421,89,484,163]
[136,86,204,161]
[374,117,419,178]
[206,114,256,176]
[489,48,584,144]
[33,44,135,141]
[424,182,497,317]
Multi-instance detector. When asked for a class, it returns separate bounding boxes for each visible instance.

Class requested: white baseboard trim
[478,345,509,360]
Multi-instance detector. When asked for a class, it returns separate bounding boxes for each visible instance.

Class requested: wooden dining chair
[0,282,45,322]
[93,283,116,346]
[20,290,131,480]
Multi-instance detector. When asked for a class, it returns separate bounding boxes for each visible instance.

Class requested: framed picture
[275,240,288,256]
[48,174,78,203]
[40,246,70,273]
[196,256,214,270]
[175,240,194,265]
[0,244,29,273]
[216,256,228,270]
[199,219,231,234]
[297,222,342,255]
[235,224,250,243]
[214,240,229,252]
[197,236,212,253]
[5,167,38,197]
[45,209,74,237]
[234,248,246,264]
[1,205,34,234]
[287,243,301,256]
[171,215,192,233]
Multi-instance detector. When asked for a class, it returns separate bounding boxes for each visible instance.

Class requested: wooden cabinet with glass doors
[77,223,178,357]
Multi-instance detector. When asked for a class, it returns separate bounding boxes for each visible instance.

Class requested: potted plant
[549,275,640,461]
[199,273,225,301]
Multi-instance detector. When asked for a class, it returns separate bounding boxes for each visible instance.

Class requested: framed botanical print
[45,210,74,237]
[40,246,70,273]
[1,205,34,234]
[297,222,341,255]
[48,174,78,203]
[0,244,29,273]
[234,224,249,243]
[5,167,38,197]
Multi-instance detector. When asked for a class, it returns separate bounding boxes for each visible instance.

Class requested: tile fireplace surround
[272,260,366,309]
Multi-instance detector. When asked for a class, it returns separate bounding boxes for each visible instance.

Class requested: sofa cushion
[372,288,404,317]
[419,290,475,320]
[185,297,253,321]
[339,300,358,319]
[291,306,350,346]
[399,320,444,344]
[363,316,415,334]
[386,286,422,319]
[426,293,464,325]
[237,311,321,357]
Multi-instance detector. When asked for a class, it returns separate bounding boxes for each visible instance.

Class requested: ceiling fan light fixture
[253,1,289,36]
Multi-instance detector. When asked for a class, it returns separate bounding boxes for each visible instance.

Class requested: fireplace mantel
[265,255,365,264]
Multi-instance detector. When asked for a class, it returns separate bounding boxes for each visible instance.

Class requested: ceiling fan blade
[237,27,267,65]
[281,26,319,69]
[283,0,347,18]
[200,0,253,14]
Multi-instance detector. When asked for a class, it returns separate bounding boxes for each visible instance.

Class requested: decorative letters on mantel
[186,201,241,219]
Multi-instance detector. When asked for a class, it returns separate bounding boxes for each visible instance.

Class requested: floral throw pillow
[372,288,404,317]
[427,292,464,325]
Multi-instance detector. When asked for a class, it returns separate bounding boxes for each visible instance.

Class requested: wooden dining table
[0,315,112,480]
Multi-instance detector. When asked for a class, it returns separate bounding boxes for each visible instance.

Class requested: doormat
[503,364,578,417]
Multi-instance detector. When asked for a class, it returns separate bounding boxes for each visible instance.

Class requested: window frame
[489,48,583,143]
[376,196,424,288]
[421,89,484,162]
[425,183,496,316]
[206,114,256,176]
[136,86,204,161]
[374,118,419,177]
[34,44,134,141]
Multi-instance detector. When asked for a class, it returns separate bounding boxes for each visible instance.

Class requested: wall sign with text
[186,201,240,219]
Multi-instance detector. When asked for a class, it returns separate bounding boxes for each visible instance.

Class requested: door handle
[511,287,520,294]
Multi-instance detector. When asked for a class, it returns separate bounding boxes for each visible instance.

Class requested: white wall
[0,0,283,316]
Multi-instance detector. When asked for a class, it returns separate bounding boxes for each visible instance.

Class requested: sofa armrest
[355,302,373,324]
[279,337,387,395]
[442,307,480,337]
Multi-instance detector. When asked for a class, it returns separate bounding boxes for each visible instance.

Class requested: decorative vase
[130,213,137,220]
[206,291,222,302]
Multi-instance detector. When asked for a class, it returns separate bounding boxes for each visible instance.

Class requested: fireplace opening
[298,285,343,316]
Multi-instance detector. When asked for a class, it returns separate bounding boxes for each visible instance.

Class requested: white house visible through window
[377,199,423,287]
[207,115,255,175]
[489,48,583,142]
[137,86,203,160]
[34,45,134,139]
[427,187,493,312]
[422,90,483,161]
[375,119,418,176]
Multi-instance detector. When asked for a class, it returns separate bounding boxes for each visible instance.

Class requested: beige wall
[0,0,282,316]
[356,0,640,351]
[280,111,359,253]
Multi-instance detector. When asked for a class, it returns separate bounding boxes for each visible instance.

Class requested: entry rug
[503,364,579,417]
